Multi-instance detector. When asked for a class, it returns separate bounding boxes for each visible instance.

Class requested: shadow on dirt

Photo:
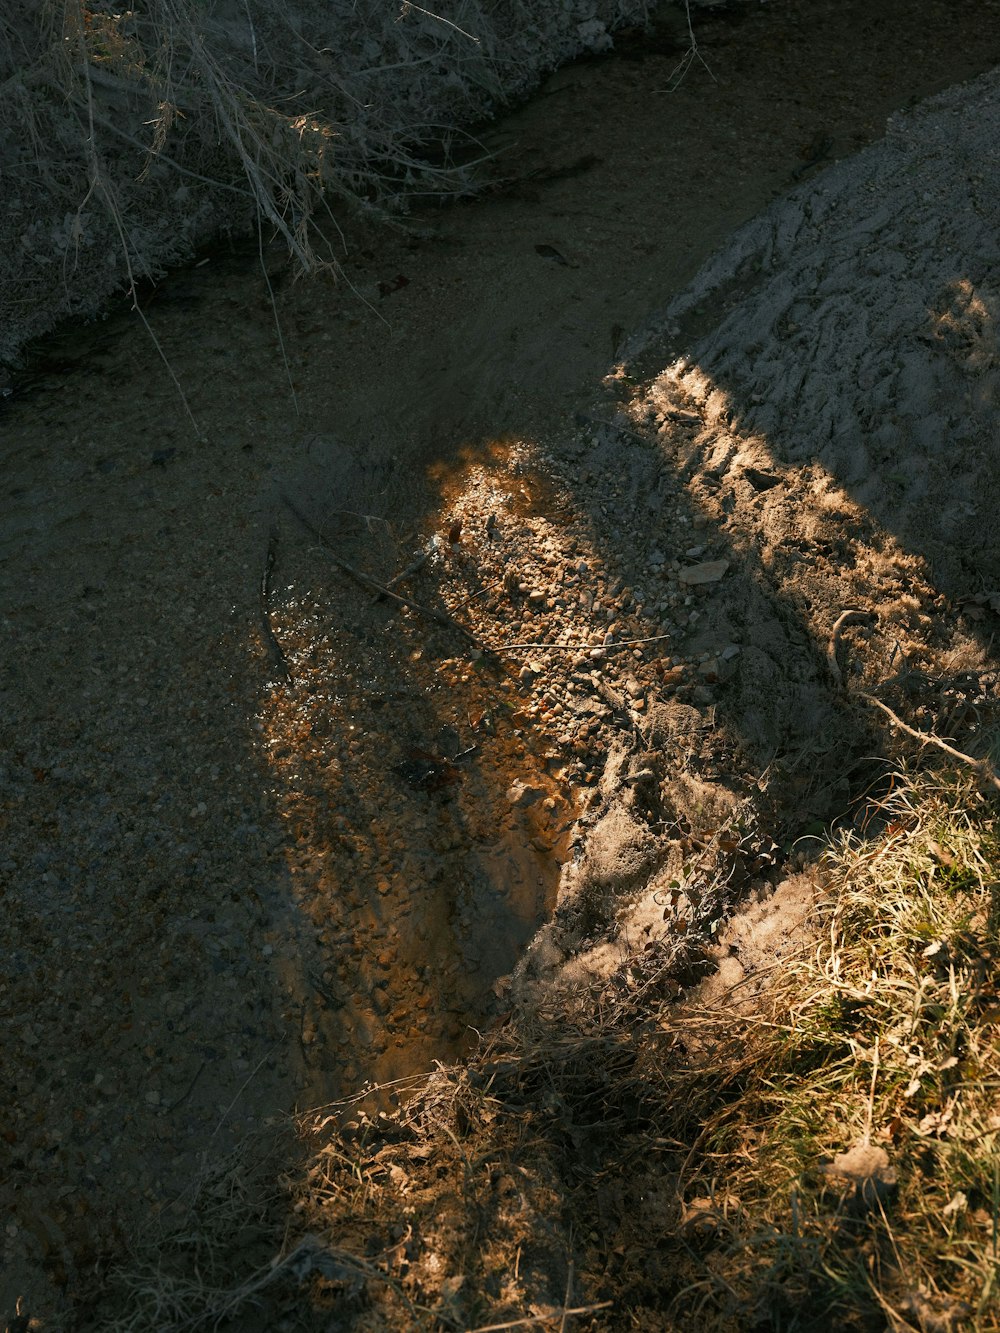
[222,74,1000,1329]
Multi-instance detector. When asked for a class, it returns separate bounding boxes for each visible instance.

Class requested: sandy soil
[3,2,1000,1327]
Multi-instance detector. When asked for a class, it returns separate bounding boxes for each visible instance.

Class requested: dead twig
[466,1302,613,1333]
[495,632,673,653]
[858,692,1000,792]
[386,542,435,590]
[558,1260,574,1333]
[453,577,504,611]
[282,493,482,648]
[828,609,876,687]
[165,1060,207,1114]
[259,525,293,684]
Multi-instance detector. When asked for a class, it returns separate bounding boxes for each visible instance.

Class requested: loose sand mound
[521,68,1000,1007]
[628,67,1000,597]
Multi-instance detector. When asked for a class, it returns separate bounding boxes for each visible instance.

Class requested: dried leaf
[743,466,783,492]
[917,1106,954,1136]
[884,1116,906,1142]
[899,1288,973,1332]
[378,273,409,297]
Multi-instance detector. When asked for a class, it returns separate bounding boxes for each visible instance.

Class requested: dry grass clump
[89,1123,301,1331]
[94,758,1000,1330]
[664,762,1000,1331]
[0,0,654,365]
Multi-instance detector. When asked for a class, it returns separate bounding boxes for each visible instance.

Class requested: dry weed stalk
[1,0,653,366]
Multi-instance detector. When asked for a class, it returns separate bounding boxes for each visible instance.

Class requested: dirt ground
[3,1,1000,1327]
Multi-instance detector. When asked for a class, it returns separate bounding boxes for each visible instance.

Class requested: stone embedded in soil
[506,780,546,808]
[678,559,729,586]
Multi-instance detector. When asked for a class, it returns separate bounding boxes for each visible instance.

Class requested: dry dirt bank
[3,1,1000,1328]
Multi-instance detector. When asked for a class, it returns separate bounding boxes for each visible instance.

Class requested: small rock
[820,1143,897,1207]
[506,780,546,808]
[678,560,729,587]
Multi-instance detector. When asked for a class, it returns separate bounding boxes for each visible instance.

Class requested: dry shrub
[277,759,1000,1331]
[93,744,1000,1330]
[0,0,654,365]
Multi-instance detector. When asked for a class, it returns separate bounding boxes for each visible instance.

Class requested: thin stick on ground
[494,632,673,653]
[257,203,298,416]
[828,608,876,687]
[259,525,293,684]
[282,492,482,647]
[858,691,1000,792]
[558,1260,574,1333]
[467,1302,613,1333]
[386,543,435,589]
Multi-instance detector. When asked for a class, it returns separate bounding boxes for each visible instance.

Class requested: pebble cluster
[431,422,743,762]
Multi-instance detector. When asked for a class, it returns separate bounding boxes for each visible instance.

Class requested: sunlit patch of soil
[252,439,616,1103]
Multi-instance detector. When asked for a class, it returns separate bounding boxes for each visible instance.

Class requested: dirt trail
[2,1,1000,1326]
